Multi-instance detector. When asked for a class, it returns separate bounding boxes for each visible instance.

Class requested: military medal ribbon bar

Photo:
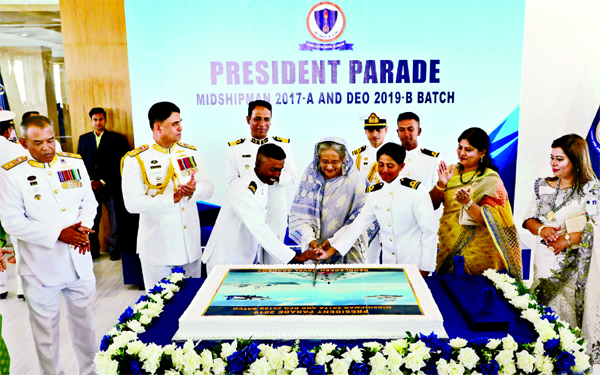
[57,169,82,188]
[177,156,198,177]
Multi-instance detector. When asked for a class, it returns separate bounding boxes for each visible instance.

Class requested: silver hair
[20,115,53,138]
[317,141,346,159]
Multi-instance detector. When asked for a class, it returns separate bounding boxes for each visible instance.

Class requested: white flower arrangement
[95,269,592,374]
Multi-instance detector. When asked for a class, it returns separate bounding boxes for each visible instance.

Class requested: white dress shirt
[0,152,98,286]
[202,170,296,274]
[331,176,438,272]
[121,141,214,267]
[225,135,297,240]
[402,147,440,191]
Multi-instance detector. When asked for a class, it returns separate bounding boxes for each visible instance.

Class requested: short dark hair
[148,102,180,130]
[22,111,40,121]
[377,142,406,165]
[257,143,286,161]
[89,107,107,119]
[397,112,420,126]
[248,100,272,118]
[20,115,53,138]
[0,120,14,135]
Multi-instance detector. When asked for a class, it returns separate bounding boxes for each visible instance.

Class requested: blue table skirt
[137,277,537,348]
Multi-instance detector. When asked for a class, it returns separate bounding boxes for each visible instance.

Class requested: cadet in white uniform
[0,116,97,375]
[316,143,437,274]
[122,102,214,291]
[225,100,297,250]
[352,112,392,185]
[204,144,314,275]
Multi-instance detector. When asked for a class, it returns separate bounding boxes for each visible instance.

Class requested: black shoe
[18,294,25,300]
[0,292,7,299]
[110,251,120,261]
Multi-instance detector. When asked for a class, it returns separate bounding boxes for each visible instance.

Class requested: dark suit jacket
[77,130,131,193]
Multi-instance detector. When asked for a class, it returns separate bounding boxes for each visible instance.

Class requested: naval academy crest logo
[300,2,352,51]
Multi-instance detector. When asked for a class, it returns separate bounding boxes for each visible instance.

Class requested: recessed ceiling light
[21,34,27,37]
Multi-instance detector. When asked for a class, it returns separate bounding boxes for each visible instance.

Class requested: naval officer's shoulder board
[248,181,257,195]
[366,182,384,193]
[1,155,28,171]
[352,145,367,156]
[272,136,290,143]
[121,144,149,175]
[228,138,246,147]
[421,148,440,158]
[400,178,421,190]
[177,141,197,151]
[56,151,82,159]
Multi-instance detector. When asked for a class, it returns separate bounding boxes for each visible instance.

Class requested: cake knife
[312,261,319,287]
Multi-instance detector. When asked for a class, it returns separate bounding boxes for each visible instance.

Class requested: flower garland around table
[95,269,592,375]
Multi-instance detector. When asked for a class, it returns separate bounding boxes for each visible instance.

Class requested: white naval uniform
[225,136,297,246]
[352,143,382,185]
[202,171,296,275]
[331,177,438,272]
[121,142,214,290]
[0,137,26,293]
[402,147,440,191]
[0,152,98,375]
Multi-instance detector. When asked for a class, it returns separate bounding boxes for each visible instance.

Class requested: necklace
[547,178,575,221]
[459,169,477,185]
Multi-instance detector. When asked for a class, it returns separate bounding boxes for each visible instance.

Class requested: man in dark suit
[77,107,130,260]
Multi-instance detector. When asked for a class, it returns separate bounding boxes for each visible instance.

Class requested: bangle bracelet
[538,225,549,236]
[435,182,445,191]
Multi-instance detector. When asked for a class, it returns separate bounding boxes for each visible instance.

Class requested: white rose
[105,343,120,357]
[321,343,337,354]
[170,272,185,283]
[558,327,577,351]
[163,290,174,300]
[107,326,120,336]
[291,367,308,375]
[389,339,408,353]
[200,349,214,371]
[501,335,518,352]
[436,358,450,375]
[495,350,514,367]
[521,309,541,323]
[95,353,119,375]
[250,358,272,375]
[349,346,364,362]
[258,344,272,357]
[533,339,544,357]
[330,358,349,375]
[449,338,468,349]
[486,339,501,350]
[182,340,196,353]
[539,356,554,374]
[145,302,163,318]
[408,341,430,359]
[183,350,202,373]
[447,360,465,375]
[370,368,390,375]
[515,350,535,373]
[142,358,160,374]
[221,340,238,359]
[127,320,145,334]
[127,340,146,356]
[385,352,403,371]
[510,295,532,310]
[149,294,164,305]
[363,342,383,351]
[139,342,163,362]
[283,351,299,371]
[471,372,482,375]
[503,289,519,300]
[315,350,333,365]
[212,358,226,375]
[403,351,426,372]
[457,347,479,370]
[573,351,591,374]
[164,370,180,375]
[500,363,516,375]
[278,345,292,354]
[268,349,284,369]
[277,369,291,375]
[171,348,185,371]
[369,352,387,371]
[139,314,152,325]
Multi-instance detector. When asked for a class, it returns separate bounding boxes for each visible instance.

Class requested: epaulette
[352,145,366,156]
[177,142,196,151]
[127,145,149,157]
[56,151,82,159]
[1,156,28,171]
[228,138,245,147]
[421,148,439,158]
[366,182,384,193]
[400,178,422,190]
[272,136,290,143]
[248,181,257,195]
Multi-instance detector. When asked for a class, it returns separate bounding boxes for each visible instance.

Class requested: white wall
[516,0,600,248]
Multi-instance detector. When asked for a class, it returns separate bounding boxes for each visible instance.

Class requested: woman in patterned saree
[289,137,368,264]
[523,134,600,366]
[433,127,522,280]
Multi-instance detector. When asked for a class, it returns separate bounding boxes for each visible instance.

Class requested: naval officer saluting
[204,144,315,275]
[225,100,297,255]
[315,143,437,276]
[121,102,214,291]
[0,115,98,375]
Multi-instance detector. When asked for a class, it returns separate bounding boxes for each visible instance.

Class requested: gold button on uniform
[389,237,393,241]
[61,207,66,212]
[47,171,52,176]
[387,207,391,211]
[389,192,393,195]
[392,252,395,255]
[388,223,391,227]
[407,173,411,176]
[54,190,59,194]
[182,208,185,211]
[184,225,187,229]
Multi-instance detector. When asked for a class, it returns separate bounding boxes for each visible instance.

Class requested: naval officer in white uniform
[122,102,214,291]
[225,100,297,253]
[315,143,437,275]
[352,112,392,185]
[0,115,98,375]
[204,144,315,275]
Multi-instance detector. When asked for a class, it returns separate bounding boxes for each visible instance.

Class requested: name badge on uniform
[177,156,198,177]
[586,200,598,216]
[57,169,82,189]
